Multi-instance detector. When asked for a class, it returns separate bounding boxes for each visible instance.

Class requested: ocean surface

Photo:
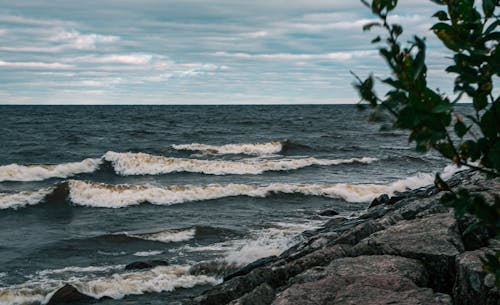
[0,105,454,305]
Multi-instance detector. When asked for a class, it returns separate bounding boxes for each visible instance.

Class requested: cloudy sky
[0,0,453,104]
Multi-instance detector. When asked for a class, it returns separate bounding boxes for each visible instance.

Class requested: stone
[353,213,464,293]
[124,260,169,270]
[228,283,275,305]
[224,256,278,282]
[291,255,428,287]
[272,274,452,305]
[369,194,390,208]
[46,284,94,305]
[318,209,339,217]
[453,249,500,305]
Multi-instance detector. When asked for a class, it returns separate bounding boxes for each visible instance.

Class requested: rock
[125,260,169,270]
[194,245,351,305]
[46,284,94,305]
[453,249,500,305]
[369,194,390,208]
[228,283,275,305]
[318,209,339,217]
[290,255,428,287]
[457,216,492,251]
[224,256,278,282]
[353,213,464,293]
[273,274,452,305]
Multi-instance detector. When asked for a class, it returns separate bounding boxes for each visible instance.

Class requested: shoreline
[190,170,500,305]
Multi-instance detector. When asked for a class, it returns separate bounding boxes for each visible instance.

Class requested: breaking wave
[0,151,376,182]
[0,158,102,182]
[0,164,463,210]
[126,228,196,243]
[172,141,284,155]
[0,265,220,305]
[102,151,377,176]
[0,188,53,210]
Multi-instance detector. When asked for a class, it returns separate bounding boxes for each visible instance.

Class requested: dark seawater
[0,105,452,305]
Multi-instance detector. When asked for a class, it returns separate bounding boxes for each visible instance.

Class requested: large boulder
[272,274,452,305]
[454,248,500,305]
[291,255,428,287]
[353,212,464,293]
[228,283,275,305]
[124,260,169,270]
[46,284,94,305]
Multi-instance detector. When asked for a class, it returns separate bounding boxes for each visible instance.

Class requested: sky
[0,0,454,104]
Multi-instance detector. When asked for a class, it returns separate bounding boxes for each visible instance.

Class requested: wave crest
[172,141,283,155]
[0,158,102,182]
[103,151,377,176]
[0,164,463,210]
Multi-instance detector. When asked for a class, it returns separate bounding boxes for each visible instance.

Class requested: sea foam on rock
[191,170,500,305]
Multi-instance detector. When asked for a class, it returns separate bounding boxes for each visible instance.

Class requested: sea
[0,105,456,305]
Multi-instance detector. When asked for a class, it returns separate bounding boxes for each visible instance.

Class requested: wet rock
[125,260,169,270]
[353,213,464,293]
[290,255,428,287]
[453,249,500,305]
[194,245,351,305]
[224,256,278,282]
[272,274,452,305]
[369,194,390,208]
[47,284,94,305]
[228,283,275,305]
[318,209,339,217]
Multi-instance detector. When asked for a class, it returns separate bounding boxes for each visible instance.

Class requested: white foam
[128,228,196,243]
[0,188,53,210]
[224,221,322,266]
[103,151,377,176]
[74,265,220,300]
[66,165,461,208]
[0,158,102,182]
[0,164,465,210]
[172,141,284,155]
[0,265,220,305]
[36,265,124,277]
[133,250,164,257]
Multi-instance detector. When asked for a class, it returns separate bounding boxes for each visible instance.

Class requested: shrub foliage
[353,0,499,284]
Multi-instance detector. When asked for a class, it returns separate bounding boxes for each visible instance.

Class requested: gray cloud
[0,0,453,104]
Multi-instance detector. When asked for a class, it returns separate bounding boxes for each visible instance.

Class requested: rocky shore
[190,170,500,305]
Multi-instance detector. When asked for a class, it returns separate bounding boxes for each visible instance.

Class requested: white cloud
[213,50,377,61]
[50,29,119,50]
[243,31,269,38]
[0,60,74,69]
[0,14,77,27]
[69,54,154,65]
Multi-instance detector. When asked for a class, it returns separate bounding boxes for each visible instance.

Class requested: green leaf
[482,0,496,18]
[371,36,382,43]
[392,24,403,36]
[363,22,381,32]
[454,121,468,138]
[432,103,452,113]
[473,94,488,111]
[433,10,449,21]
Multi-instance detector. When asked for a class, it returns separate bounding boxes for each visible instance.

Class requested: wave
[102,151,377,176]
[0,150,376,182]
[126,228,196,243]
[133,250,164,257]
[0,158,102,182]
[0,265,220,305]
[0,188,53,210]
[185,222,322,266]
[0,164,463,210]
[172,141,284,155]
